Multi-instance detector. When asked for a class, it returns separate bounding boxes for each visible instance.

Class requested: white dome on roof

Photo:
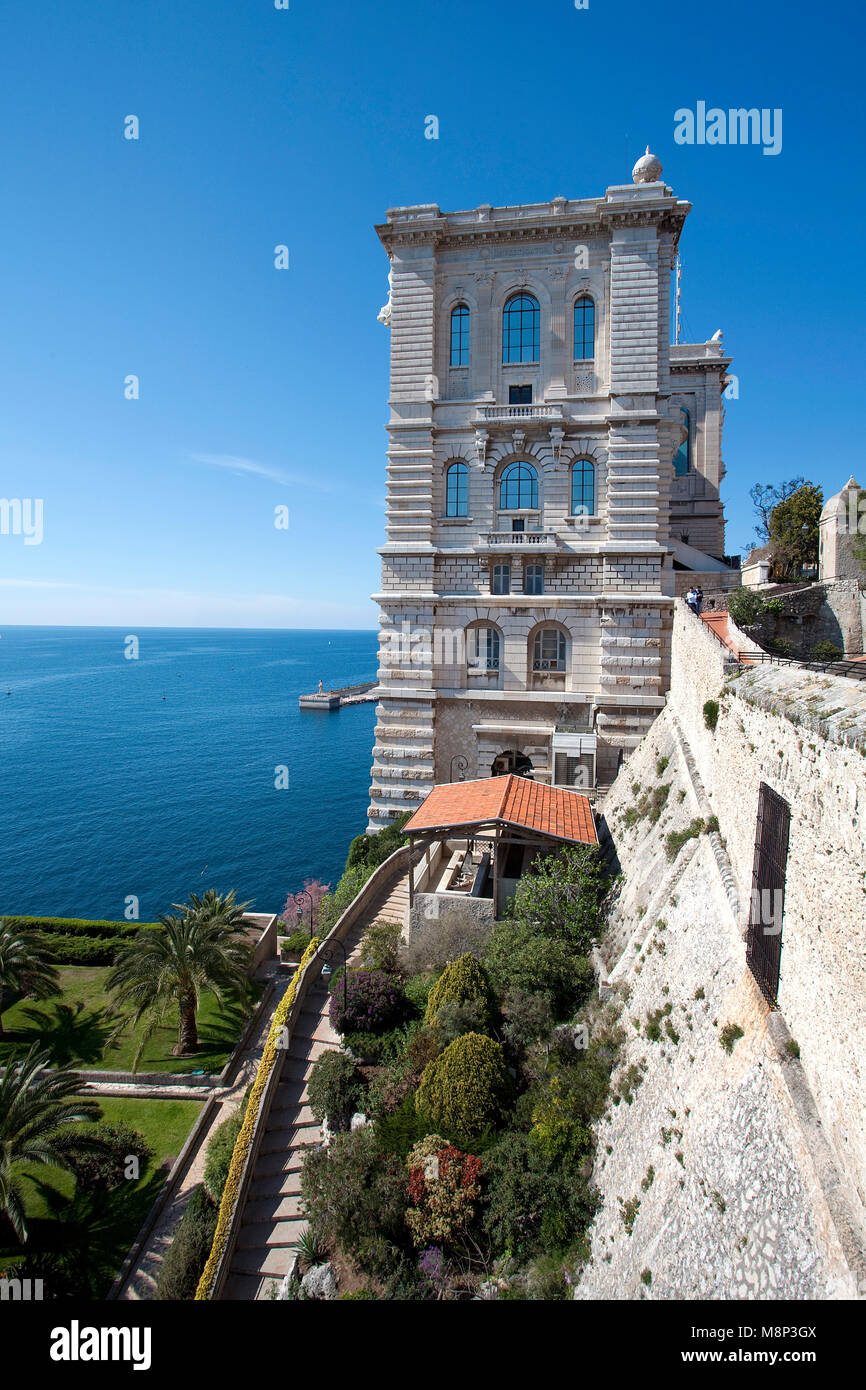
[820,476,861,522]
[632,147,663,184]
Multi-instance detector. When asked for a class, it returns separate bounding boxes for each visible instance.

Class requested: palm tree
[0,1044,102,1242]
[0,919,60,1038]
[106,890,253,1065]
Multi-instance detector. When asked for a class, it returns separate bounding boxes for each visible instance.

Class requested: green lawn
[0,966,257,1074]
[0,1095,203,1296]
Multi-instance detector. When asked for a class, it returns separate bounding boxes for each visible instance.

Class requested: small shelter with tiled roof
[403,774,597,924]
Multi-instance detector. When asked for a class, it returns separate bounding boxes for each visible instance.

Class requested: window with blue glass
[499,461,538,510]
[450,304,470,366]
[573,296,595,360]
[524,563,544,595]
[571,459,595,516]
[445,461,468,517]
[502,295,540,363]
[492,564,511,595]
[673,407,690,476]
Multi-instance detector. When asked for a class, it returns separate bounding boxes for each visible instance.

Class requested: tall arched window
[502,294,540,363]
[532,628,567,672]
[466,625,501,673]
[450,304,470,366]
[574,296,595,360]
[499,461,538,510]
[571,459,595,516]
[673,407,690,476]
[445,461,468,517]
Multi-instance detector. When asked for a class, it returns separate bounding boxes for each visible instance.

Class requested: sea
[0,627,379,923]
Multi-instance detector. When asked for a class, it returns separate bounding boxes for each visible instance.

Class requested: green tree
[0,1044,102,1241]
[424,953,496,1031]
[485,922,594,1018]
[0,919,60,1037]
[106,890,253,1065]
[415,1032,510,1139]
[767,482,823,578]
[509,845,607,952]
[747,477,805,549]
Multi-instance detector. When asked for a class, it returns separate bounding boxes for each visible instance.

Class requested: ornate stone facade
[367,167,735,828]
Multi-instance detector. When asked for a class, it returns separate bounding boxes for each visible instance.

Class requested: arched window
[466,626,501,672]
[673,407,690,476]
[574,296,595,360]
[499,461,538,510]
[571,459,595,516]
[450,304,470,366]
[445,461,468,517]
[532,628,567,672]
[502,294,540,363]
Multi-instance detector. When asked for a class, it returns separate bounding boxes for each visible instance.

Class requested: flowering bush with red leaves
[405,1134,482,1247]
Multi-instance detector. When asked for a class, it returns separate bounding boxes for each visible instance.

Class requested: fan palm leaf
[0,919,60,1036]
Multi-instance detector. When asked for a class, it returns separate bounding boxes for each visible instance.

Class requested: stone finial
[632,146,663,184]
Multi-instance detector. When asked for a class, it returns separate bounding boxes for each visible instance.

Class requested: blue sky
[0,0,863,628]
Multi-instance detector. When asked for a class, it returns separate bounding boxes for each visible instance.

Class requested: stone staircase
[220,862,411,1300]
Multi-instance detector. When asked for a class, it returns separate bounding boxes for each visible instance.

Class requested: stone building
[368,152,738,830]
[819,475,863,582]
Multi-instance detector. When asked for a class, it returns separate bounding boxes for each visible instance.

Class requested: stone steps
[236,1217,305,1250]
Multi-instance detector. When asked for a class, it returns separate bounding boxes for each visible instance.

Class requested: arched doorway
[491,750,533,778]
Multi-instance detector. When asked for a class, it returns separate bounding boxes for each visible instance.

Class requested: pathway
[116,967,290,1300]
[221,866,410,1300]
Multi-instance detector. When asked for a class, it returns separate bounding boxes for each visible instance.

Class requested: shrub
[727,587,766,627]
[529,1073,592,1165]
[38,932,129,965]
[810,641,843,663]
[485,921,594,1018]
[405,1135,482,1247]
[359,920,403,975]
[424,953,496,1031]
[63,1120,153,1192]
[703,699,719,731]
[300,1126,410,1276]
[719,1022,744,1054]
[664,819,704,862]
[280,928,311,956]
[376,1091,434,1159]
[501,989,554,1058]
[345,813,411,873]
[318,867,372,933]
[2,916,159,938]
[482,1132,599,1261]
[343,1021,418,1065]
[329,967,408,1035]
[404,972,438,1013]
[766,638,796,657]
[155,1185,217,1300]
[509,845,608,952]
[307,1050,365,1131]
[399,918,492,975]
[415,1033,509,1139]
[203,1104,246,1202]
[432,999,488,1046]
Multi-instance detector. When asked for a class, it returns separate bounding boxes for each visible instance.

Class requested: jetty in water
[298,680,378,710]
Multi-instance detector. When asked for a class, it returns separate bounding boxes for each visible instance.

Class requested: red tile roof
[403,775,597,845]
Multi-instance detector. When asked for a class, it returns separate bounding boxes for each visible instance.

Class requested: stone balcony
[477,530,559,551]
[474,404,565,424]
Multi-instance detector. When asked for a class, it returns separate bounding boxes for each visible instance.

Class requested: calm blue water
[0,627,378,921]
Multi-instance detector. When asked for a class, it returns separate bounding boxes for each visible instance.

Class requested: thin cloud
[190,452,332,492]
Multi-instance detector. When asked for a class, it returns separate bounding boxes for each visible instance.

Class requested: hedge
[154,1184,218,1301]
[0,916,161,937]
[38,933,128,966]
[195,937,321,1300]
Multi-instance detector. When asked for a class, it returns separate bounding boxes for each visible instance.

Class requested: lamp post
[295,889,314,938]
[450,754,468,783]
[318,937,349,1015]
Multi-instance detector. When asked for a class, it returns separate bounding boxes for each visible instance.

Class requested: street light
[295,889,314,938]
[319,937,349,1015]
[450,754,468,782]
